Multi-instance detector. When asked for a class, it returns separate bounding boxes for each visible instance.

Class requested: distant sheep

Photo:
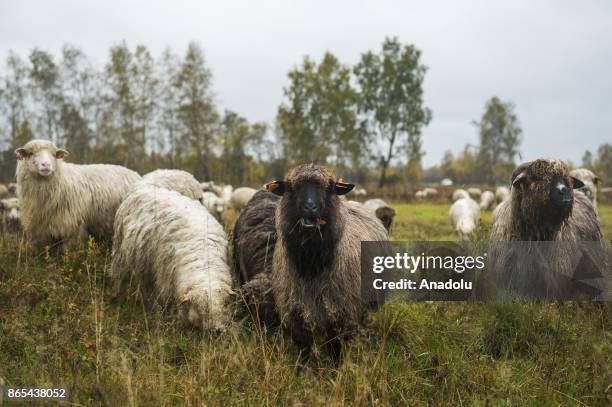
[110,181,233,331]
[0,198,21,234]
[415,190,426,199]
[479,191,495,210]
[231,187,257,210]
[266,164,388,361]
[0,184,8,199]
[467,187,482,198]
[489,159,604,299]
[202,191,227,221]
[449,198,480,240]
[495,186,510,204]
[142,169,203,203]
[15,139,141,250]
[363,198,396,232]
[423,187,439,196]
[570,168,601,211]
[232,190,280,326]
[452,189,470,202]
[352,187,367,197]
[220,184,234,201]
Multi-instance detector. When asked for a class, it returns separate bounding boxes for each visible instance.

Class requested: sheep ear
[594,176,602,185]
[15,148,27,160]
[55,149,69,159]
[571,177,585,189]
[264,180,285,196]
[511,171,527,188]
[334,181,355,195]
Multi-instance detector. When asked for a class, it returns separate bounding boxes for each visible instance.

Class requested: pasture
[0,203,610,405]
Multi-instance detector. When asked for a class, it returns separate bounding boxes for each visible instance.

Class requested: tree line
[1,38,609,187]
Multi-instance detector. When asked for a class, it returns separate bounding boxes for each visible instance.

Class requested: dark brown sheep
[489,159,606,299]
[232,190,280,326]
[266,164,388,362]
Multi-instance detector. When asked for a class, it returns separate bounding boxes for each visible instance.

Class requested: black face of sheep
[375,206,396,232]
[510,159,585,227]
[265,164,354,277]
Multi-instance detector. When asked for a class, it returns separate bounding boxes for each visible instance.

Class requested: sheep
[479,190,495,210]
[202,191,227,222]
[7,182,18,195]
[467,187,482,198]
[452,189,470,202]
[423,187,439,196]
[363,198,396,232]
[415,190,426,199]
[110,180,234,331]
[232,190,280,326]
[142,169,203,203]
[0,198,21,234]
[0,184,9,199]
[449,198,481,240]
[352,187,367,197]
[265,164,388,361]
[570,168,601,211]
[201,181,219,195]
[495,186,510,204]
[220,184,234,201]
[489,159,604,299]
[15,139,141,250]
[231,187,257,210]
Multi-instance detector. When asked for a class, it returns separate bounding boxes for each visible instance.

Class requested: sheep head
[15,140,69,179]
[265,164,353,233]
[375,206,396,231]
[510,159,584,228]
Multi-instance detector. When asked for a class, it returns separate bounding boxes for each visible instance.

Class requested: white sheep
[202,191,227,221]
[142,169,203,203]
[423,187,439,196]
[220,184,234,201]
[231,187,257,210]
[467,187,482,198]
[495,186,510,204]
[352,187,367,197]
[452,189,470,202]
[479,190,495,210]
[15,139,141,249]
[0,184,9,199]
[449,198,481,240]
[415,190,426,199]
[0,198,21,234]
[110,183,234,331]
[570,168,601,211]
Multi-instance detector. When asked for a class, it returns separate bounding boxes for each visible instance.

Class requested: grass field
[0,203,610,405]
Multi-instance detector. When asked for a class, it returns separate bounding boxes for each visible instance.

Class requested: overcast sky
[1,0,610,167]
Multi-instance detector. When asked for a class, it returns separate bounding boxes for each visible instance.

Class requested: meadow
[0,203,610,405]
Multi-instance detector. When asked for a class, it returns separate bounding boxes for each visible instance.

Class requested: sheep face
[15,140,69,178]
[375,206,396,231]
[511,159,585,227]
[1,198,21,231]
[266,164,353,233]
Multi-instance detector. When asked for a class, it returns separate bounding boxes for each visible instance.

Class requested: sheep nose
[303,200,318,213]
[552,182,571,206]
[40,162,50,169]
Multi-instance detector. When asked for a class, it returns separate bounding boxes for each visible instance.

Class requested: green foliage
[354,37,432,187]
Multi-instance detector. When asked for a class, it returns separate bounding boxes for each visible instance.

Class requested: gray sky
[1,0,610,167]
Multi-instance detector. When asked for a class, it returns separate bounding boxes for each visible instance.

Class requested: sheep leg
[325,328,342,364]
[286,311,313,364]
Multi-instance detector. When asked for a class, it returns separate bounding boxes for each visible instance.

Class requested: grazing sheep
[202,191,227,221]
[495,186,510,204]
[415,190,426,199]
[570,168,601,211]
[220,184,234,201]
[110,181,233,331]
[489,159,604,299]
[449,198,481,240]
[232,190,280,326]
[452,189,470,202]
[0,184,8,199]
[142,169,203,203]
[266,164,388,361]
[467,187,482,198]
[423,187,439,197]
[479,190,495,210]
[15,139,141,249]
[231,187,257,210]
[0,198,21,234]
[441,178,453,186]
[7,183,18,195]
[363,198,396,232]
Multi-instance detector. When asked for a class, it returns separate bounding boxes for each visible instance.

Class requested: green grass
[0,204,610,405]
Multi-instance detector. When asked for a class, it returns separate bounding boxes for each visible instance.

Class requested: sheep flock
[1,140,609,364]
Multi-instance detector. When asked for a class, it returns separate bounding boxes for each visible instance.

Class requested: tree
[594,143,612,184]
[29,49,63,144]
[277,52,363,169]
[354,37,431,187]
[581,150,593,169]
[475,96,522,185]
[157,48,181,165]
[175,42,218,180]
